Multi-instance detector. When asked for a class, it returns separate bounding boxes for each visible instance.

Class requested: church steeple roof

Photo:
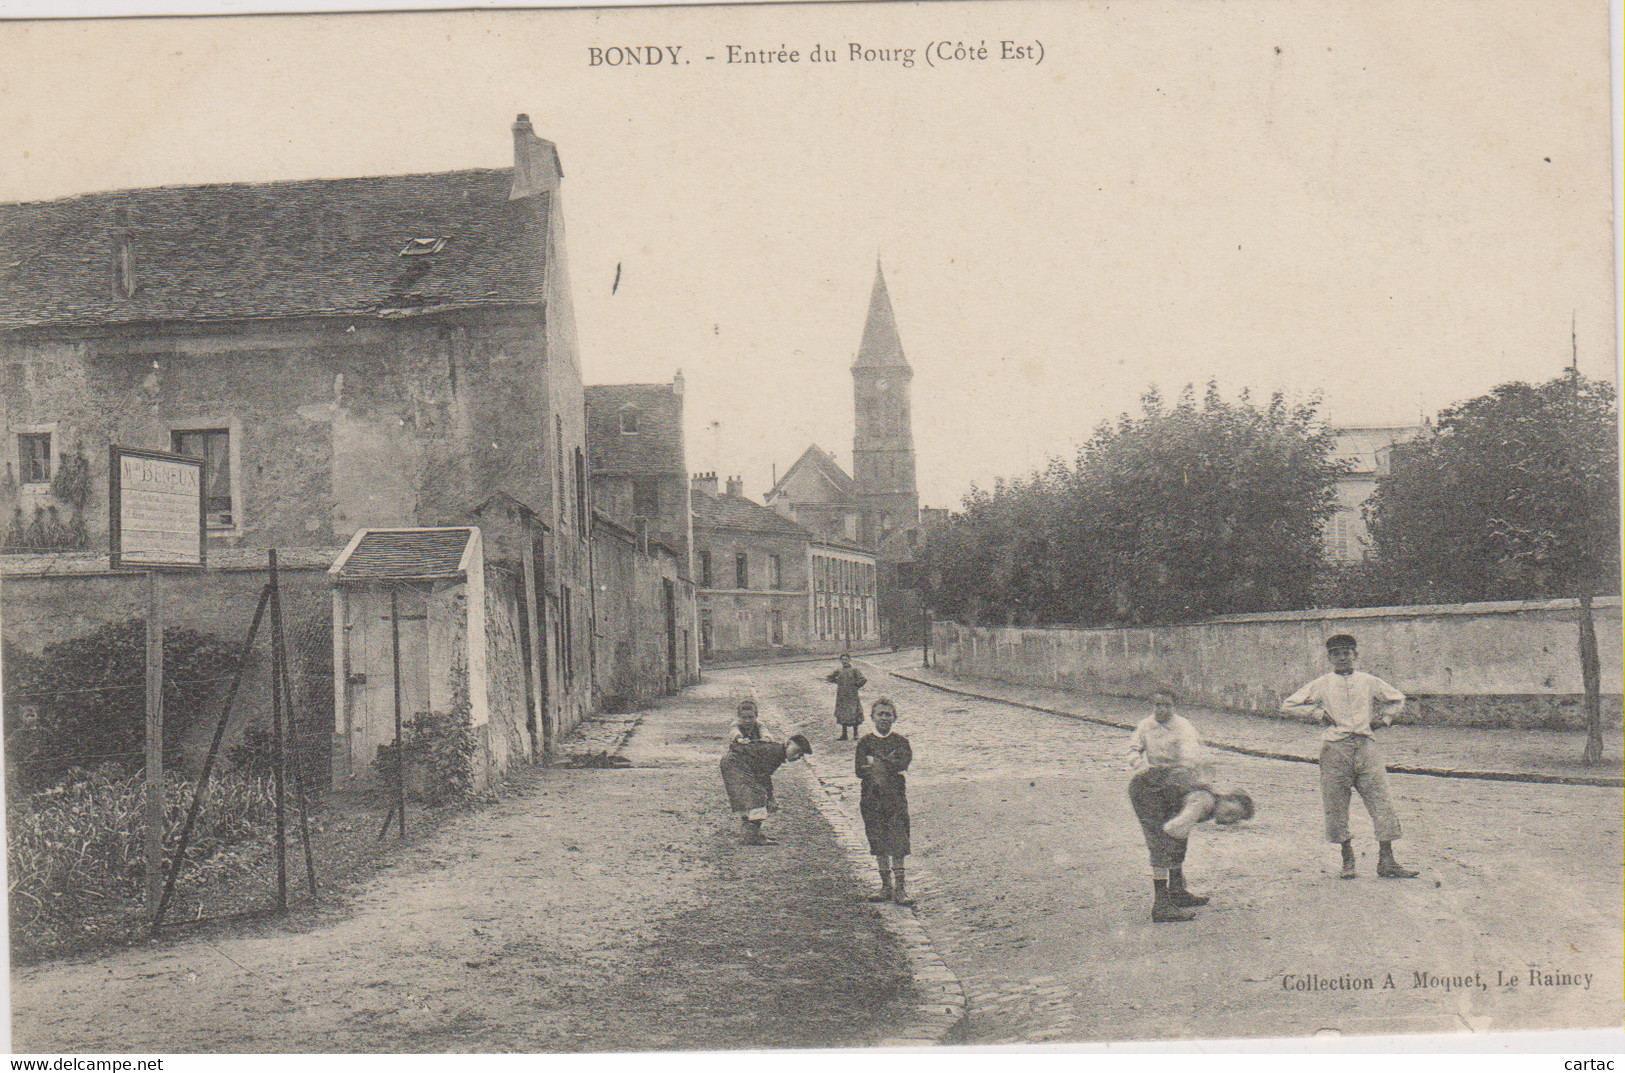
[851,260,909,371]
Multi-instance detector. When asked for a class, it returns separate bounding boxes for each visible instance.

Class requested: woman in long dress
[825,654,867,740]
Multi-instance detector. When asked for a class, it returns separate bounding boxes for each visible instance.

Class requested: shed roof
[330,527,479,582]
[0,169,548,332]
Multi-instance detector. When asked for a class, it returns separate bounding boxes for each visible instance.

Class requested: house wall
[693,528,880,660]
[700,589,812,661]
[931,598,1625,729]
[590,524,695,707]
[0,314,557,554]
[534,193,592,745]
[482,566,530,777]
[1,305,588,780]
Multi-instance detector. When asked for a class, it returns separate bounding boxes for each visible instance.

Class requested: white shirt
[1281,670,1406,742]
[1127,713,1204,773]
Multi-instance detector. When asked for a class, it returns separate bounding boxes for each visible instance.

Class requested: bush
[373,707,478,806]
[3,622,242,793]
[7,764,277,934]
[226,716,327,790]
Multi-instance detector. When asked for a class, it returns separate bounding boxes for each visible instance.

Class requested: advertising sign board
[109,446,206,570]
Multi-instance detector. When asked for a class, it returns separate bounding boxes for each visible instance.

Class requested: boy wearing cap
[720,731,813,845]
[1281,634,1419,880]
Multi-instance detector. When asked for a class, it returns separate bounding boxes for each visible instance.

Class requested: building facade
[585,378,699,705]
[692,475,876,661]
[1324,424,1431,561]
[0,115,595,785]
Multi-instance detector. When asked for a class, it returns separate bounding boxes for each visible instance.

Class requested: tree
[1364,373,1620,603]
[1364,372,1620,763]
[918,382,1347,626]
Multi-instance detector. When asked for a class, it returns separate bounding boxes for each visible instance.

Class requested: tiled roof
[585,383,684,474]
[0,169,547,331]
[765,443,856,502]
[332,527,476,581]
[692,489,814,540]
[692,489,872,556]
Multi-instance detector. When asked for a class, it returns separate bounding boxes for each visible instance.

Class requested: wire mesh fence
[2,558,375,954]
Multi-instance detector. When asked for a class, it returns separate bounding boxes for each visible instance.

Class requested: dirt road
[9,679,917,1053]
[753,654,1624,1045]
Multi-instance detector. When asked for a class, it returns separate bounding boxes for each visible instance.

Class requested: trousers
[1319,736,1402,843]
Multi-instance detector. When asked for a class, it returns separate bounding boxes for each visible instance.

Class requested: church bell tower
[851,261,919,547]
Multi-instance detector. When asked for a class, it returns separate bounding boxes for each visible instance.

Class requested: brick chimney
[725,475,744,497]
[691,472,718,495]
[510,113,563,201]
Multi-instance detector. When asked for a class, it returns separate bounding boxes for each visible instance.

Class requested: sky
[1,0,1618,511]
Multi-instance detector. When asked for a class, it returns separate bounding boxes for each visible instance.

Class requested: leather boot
[867,869,894,902]
[892,869,916,907]
[1151,890,1197,923]
[1167,869,1209,907]
[1377,844,1418,878]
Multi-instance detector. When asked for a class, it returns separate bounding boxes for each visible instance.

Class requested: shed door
[347,586,431,759]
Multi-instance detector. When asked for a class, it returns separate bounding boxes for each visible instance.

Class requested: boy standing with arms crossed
[1281,633,1419,880]
[856,698,915,906]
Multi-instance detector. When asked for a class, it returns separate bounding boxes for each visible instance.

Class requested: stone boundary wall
[2,549,339,771]
[931,598,1624,729]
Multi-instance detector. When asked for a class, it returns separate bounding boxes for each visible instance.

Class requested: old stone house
[585,378,699,705]
[0,115,595,786]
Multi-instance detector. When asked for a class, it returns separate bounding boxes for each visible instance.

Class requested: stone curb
[754,696,969,1048]
[877,665,1625,789]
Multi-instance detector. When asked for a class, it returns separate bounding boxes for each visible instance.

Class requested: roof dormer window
[619,406,639,434]
[399,237,448,257]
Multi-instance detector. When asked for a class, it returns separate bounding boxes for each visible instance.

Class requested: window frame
[170,416,241,534]
[14,425,55,488]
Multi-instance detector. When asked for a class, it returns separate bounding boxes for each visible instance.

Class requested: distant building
[585,377,699,704]
[1325,424,1431,561]
[692,474,877,661]
[765,444,863,543]
[765,261,925,644]
[0,115,594,787]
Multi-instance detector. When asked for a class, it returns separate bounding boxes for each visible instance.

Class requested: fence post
[144,571,163,913]
[151,583,272,934]
[392,587,406,837]
[269,550,287,911]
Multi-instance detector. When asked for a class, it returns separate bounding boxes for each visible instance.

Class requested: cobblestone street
[749,653,1625,1046]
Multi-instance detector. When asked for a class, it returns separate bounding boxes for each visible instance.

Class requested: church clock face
[875,378,889,391]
